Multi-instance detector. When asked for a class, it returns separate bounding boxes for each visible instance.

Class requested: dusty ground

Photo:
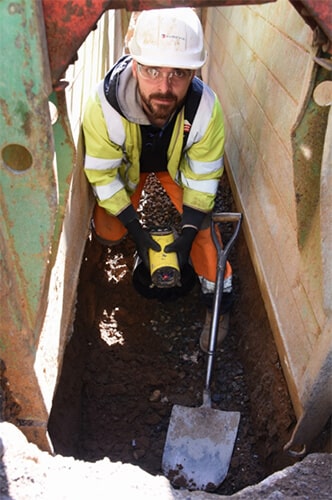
[1,173,330,498]
[47,173,320,495]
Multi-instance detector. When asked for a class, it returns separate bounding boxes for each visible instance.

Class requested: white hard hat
[129,8,207,69]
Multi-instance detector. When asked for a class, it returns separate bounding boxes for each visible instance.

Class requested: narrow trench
[49,172,300,495]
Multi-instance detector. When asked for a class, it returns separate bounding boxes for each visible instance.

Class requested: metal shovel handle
[204,212,242,396]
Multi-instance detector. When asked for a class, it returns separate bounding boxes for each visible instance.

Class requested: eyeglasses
[137,64,193,83]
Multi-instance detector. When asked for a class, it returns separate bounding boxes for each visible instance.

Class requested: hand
[126,219,161,269]
[164,226,198,269]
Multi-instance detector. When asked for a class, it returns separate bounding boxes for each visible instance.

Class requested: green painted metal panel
[48,90,76,255]
[292,65,330,249]
[0,0,56,338]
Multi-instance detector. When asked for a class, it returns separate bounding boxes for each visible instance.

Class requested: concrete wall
[202,0,331,446]
[65,11,116,143]
[35,11,117,448]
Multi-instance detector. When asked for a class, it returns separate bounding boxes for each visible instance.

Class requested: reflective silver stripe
[97,80,125,146]
[199,275,233,293]
[180,173,219,194]
[84,155,121,171]
[93,175,124,201]
[185,84,216,150]
[188,156,223,175]
[223,276,233,293]
[127,179,137,191]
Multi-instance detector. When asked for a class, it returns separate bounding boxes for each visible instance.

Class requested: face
[132,61,194,127]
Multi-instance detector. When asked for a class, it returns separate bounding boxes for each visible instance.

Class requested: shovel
[162,212,242,491]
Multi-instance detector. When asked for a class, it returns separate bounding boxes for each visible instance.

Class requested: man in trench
[82,7,233,352]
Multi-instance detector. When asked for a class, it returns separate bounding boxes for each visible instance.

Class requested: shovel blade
[162,404,240,491]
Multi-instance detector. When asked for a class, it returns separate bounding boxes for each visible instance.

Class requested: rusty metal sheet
[290,1,332,42]
[0,0,55,327]
[41,0,331,85]
[0,0,57,451]
[42,0,277,86]
[42,0,114,86]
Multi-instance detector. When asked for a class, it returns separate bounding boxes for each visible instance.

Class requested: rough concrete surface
[0,422,331,500]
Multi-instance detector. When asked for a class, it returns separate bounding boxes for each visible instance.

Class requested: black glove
[164,226,198,269]
[126,219,161,269]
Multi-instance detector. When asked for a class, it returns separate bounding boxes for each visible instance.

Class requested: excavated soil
[47,173,310,495]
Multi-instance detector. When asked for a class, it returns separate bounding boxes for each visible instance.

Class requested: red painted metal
[42,0,277,86]
[290,1,332,43]
[42,0,113,85]
[42,0,331,87]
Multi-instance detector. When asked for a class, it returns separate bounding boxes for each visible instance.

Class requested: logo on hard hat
[161,33,186,42]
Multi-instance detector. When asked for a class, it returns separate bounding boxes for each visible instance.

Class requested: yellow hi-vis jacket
[82,57,225,219]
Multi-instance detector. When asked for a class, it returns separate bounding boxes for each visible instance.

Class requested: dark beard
[139,89,179,124]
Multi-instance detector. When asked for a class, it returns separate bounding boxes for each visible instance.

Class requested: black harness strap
[182,77,203,151]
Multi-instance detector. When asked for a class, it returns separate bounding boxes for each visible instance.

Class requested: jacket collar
[104,56,151,125]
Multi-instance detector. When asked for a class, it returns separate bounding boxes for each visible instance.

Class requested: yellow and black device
[149,228,181,288]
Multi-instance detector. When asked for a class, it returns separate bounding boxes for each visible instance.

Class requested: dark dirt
[47,172,319,495]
